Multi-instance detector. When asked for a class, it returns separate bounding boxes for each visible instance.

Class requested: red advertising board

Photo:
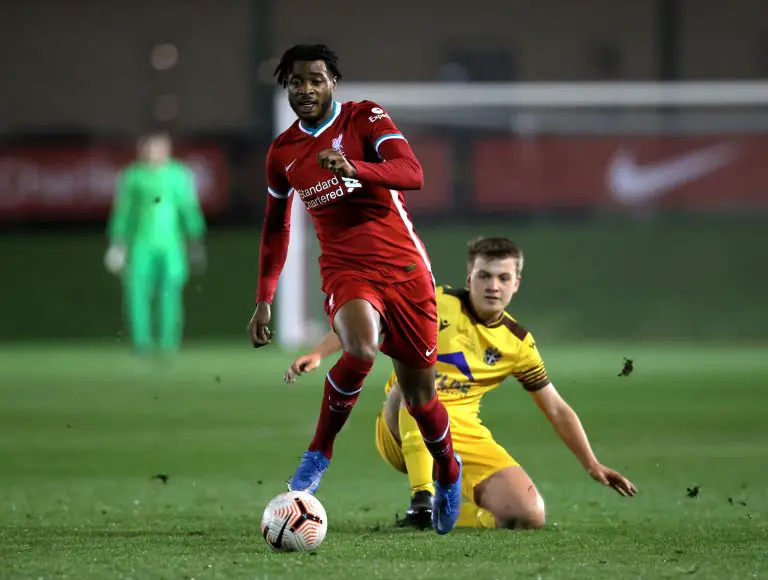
[473,135,768,210]
[0,145,229,220]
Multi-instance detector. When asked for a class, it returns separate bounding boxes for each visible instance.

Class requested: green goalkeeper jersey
[107,160,206,249]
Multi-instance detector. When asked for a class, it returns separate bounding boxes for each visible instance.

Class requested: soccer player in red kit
[248,44,462,534]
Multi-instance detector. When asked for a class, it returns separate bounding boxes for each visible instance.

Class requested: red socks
[406,395,460,486]
[307,351,459,488]
[308,351,373,459]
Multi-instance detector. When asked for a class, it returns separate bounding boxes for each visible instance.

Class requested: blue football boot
[289,450,330,494]
[432,453,463,535]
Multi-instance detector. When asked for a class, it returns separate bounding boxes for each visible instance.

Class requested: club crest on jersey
[483,346,502,366]
[331,133,345,155]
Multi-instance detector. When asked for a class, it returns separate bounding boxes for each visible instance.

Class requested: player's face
[139,136,171,164]
[467,256,521,321]
[287,60,336,126]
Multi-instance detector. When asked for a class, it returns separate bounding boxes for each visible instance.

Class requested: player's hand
[104,244,127,274]
[248,301,272,348]
[588,463,637,497]
[317,149,356,178]
[188,240,207,274]
[284,352,322,383]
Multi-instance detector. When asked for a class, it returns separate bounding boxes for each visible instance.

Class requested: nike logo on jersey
[439,319,451,332]
[606,143,738,204]
[425,346,436,357]
[285,159,297,173]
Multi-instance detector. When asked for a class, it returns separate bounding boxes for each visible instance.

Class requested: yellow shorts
[374,408,519,501]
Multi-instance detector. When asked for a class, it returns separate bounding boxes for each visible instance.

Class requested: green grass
[0,342,766,579]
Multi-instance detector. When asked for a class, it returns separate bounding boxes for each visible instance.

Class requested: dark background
[1,0,766,343]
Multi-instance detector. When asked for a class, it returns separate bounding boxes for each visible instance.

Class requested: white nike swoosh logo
[425,346,436,357]
[606,143,739,204]
[285,159,297,173]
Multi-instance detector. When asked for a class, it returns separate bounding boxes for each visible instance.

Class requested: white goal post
[272,81,768,349]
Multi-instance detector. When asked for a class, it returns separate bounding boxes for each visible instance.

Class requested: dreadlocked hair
[274,44,342,88]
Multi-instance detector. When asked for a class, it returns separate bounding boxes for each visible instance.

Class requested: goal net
[272,81,768,349]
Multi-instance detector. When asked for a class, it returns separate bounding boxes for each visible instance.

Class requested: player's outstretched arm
[284,331,342,383]
[530,384,638,497]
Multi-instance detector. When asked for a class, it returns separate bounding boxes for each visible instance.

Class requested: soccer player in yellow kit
[286,237,636,529]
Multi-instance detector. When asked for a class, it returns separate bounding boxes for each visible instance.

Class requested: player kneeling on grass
[286,237,637,529]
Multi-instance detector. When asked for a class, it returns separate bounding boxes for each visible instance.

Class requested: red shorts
[322,272,438,368]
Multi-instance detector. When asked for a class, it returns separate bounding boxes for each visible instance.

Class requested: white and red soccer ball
[261,491,328,552]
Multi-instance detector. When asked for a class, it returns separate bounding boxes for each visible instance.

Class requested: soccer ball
[260,491,328,552]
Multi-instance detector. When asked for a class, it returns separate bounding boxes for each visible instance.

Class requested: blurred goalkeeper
[104,131,207,355]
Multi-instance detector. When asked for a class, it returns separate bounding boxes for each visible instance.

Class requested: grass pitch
[1,342,766,579]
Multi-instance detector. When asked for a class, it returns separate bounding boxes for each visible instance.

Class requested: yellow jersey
[385,285,550,417]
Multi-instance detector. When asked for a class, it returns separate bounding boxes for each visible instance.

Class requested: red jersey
[257,100,433,303]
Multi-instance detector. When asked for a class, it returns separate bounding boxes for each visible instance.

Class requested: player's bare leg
[474,466,546,529]
[332,299,381,361]
[290,299,379,494]
[393,360,462,534]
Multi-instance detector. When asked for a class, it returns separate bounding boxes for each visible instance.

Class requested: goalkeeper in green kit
[104,132,207,355]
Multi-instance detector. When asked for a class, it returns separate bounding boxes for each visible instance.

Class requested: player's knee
[495,498,546,530]
[343,340,378,362]
[496,507,546,530]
